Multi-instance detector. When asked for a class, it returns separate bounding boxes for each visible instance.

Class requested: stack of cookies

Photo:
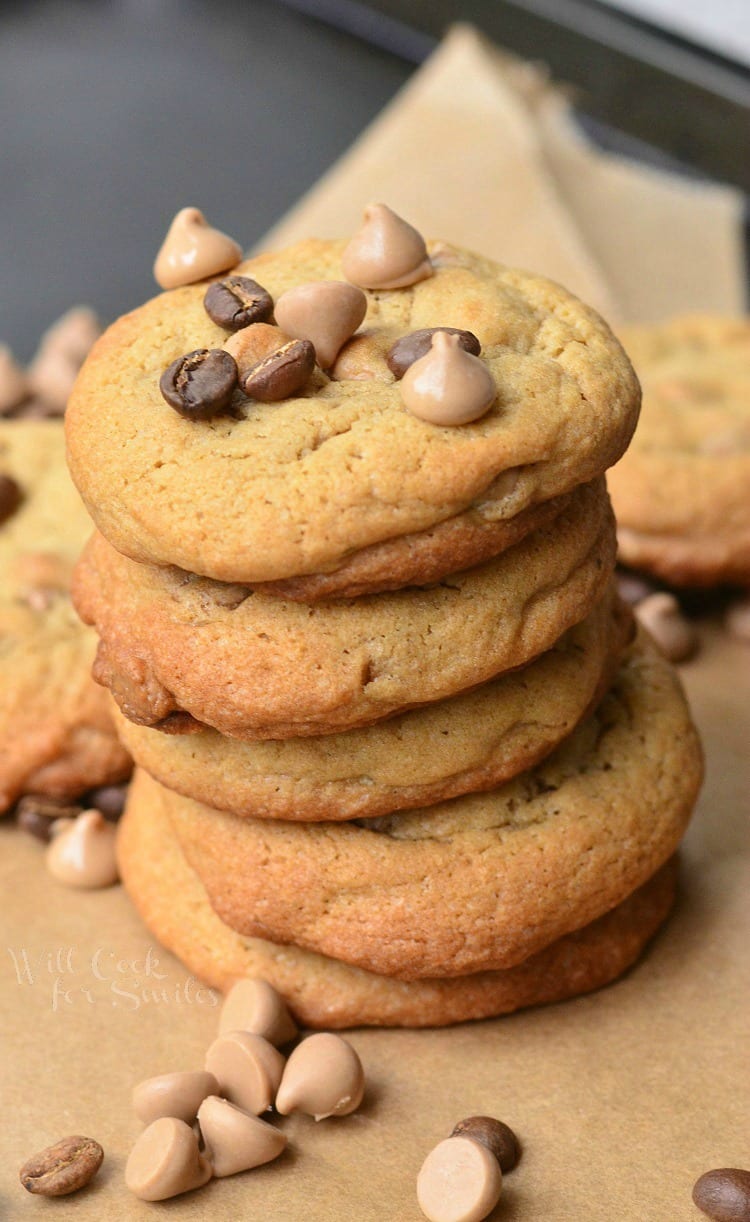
[65,204,703,1028]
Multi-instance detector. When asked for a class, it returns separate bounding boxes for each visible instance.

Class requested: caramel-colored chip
[273,281,366,369]
[125,1117,212,1201]
[342,202,432,290]
[417,1136,502,1222]
[197,1096,286,1177]
[153,207,242,290]
[132,1070,219,1125]
[219,978,298,1047]
[204,1031,284,1115]
[401,332,496,426]
[45,809,119,888]
[275,1033,364,1120]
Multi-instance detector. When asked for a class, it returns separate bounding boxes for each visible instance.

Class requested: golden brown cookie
[73,479,616,740]
[0,421,130,814]
[166,630,702,980]
[66,238,640,584]
[609,315,750,586]
[118,769,679,1029]
[112,587,631,821]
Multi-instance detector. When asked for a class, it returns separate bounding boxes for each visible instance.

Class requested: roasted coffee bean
[16,795,83,841]
[386,327,481,379]
[0,473,22,524]
[159,349,238,419]
[451,1116,520,1174]
[86,783,128,822]
[242,339,315,402]
[204,276,273,331]
[693,1169,750,1221]
[19,1135,104,1196]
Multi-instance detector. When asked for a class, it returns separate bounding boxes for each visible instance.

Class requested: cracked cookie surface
[118,770,679,1029]
[66,238,640,583]
[112,586,631,820]
[164,630,702,981]
[73,479,616,739]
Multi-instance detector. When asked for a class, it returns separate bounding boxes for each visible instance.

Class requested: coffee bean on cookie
[204,276,273,331]
[451,1116,520,1174]
[242,339,315,402]
[692,1168,750,1221]
[19,1135,104,1196]
[387,328,481,379]
[159,349,238,419]
[0,473,22,524]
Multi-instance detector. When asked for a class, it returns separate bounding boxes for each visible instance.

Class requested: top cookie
[66,238,640,583]
[609,315,750,586]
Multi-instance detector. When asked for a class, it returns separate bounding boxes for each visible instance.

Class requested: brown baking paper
[1,626,747,1219]
[2,24,749,1221]
[264,24,748,322]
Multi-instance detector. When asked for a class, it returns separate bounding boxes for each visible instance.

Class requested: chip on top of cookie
[65,204,640,584]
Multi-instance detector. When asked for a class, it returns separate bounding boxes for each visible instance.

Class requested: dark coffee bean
[86,783,128,822]
[386,328,481,379]
[204,276,274,331]
[159,349,238,419]
[242,339,315,402]
[0,473,22,524]
[16,795,83,841]
[451,1116,520,1174]
[693,1169,750,1221]
[20,1135,104,1196]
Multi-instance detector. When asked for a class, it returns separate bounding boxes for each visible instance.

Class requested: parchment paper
[2,24,748,1221]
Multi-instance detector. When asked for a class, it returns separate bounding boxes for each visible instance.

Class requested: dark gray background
[0,0,413,359]
[1,0,747,361]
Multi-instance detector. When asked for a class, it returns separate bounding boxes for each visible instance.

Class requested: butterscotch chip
[273,280,367,369]
[132,1070,219,1125]
[153,207,242,290]
[66,237,639,584]
[45,809,119,888]
[400,331,496,425]
[342,203,432,290]
[125,1117,212,1201]
[417,1136,502,1222]
[275,1033,364,1120]
[197,1097,286,1176]
[204,1031,284,1115]
[118,776,681,1030]
[219,978,298,1046]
